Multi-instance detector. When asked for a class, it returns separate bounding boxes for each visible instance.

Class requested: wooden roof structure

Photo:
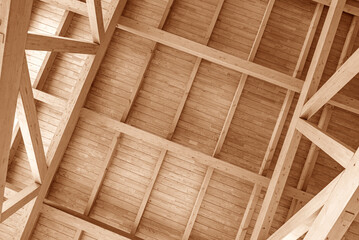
[1,0,359,239]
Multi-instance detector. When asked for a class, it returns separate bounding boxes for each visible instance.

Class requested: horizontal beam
[39,0,359,20]
[80,108,313,202]
[32,89,67,109]
[42,200,141,240]
[116,17,303,92]
[26,32,99,54]
[268,173,341,239]
[301,49,359,119]
[296,119,355,167]
[329,93,359,115]
[1,183,40,222]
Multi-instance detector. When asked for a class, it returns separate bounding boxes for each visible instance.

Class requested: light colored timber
[268,173,342,239]
[296,119,355,168]
[130,0,224,236]
[32,89,67,109]
[305,149,359,239]
[26,32,99,54]
[121,0,174,123]
[301,48,359,119]
[286,105,334,220]
[286,14,358,220]
[251,0,346,238]
[84,132,120,215]
[74,132,120,239]
[329,94,359,115]
[312,0,359,16]
[326,187,359,239]
[1,183,40,222]
[16,58,48,183]
[20,0,129,238]
[8,10,74,166]
[116,17,303,93]
[237,3,323,239]
[214,0,276,157]
[42,200,142,240]
[87,0,105,43]
[0,0,34,215]
[80,108,313,203]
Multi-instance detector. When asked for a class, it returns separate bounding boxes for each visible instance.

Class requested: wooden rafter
[26,32,99,54]
[251,0,346,238]
[121,0,174,123]
[237,3,323,239]
[16,57,48,183]
[117,17,303,93]
[0,0,34,216]
[301,48,359,119]
[20,0,129,238]
[74,131,121,239]
[8,10,74,166]
[87,0,105,43]
[305,149,359,239]
[286,18,359,220]
[80,108,313,202]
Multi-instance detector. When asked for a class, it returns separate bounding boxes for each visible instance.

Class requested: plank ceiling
[1,0,359,239]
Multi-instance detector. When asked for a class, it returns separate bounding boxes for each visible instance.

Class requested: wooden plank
[40,0,88,16]
[16,58,48,183]
[84,132,120,215]
[42,200,141,240]
[286,105,333,220]
[305,149,359,239]
[32,89,67,109]
[20,0,129,238]
[251,0,346,238]
[268,173,341,239]
[0,0,34,215]
[338,16,359,67]
[237,3,323,239]
[326,187,359,239]
[121,0,174,122]
[214,0,276,156]
[80,108,314,203]
[8,11,74,167]
[312,0,359,16]
[117,17,304,93]
[301,48,359,119]
[1,183,40,222]
[87,0,105,43]
[26,32,99,54]
[329,94,359,115]
[131,1,224,236]
[296,119,355,167]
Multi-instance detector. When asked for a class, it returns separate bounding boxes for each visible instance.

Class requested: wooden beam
[235,3,324,236]
[87,0,105,43]
[80,108,313,203]
[305,149,359,239]
[32,89,67,109]
[16,58,48,183]
[296,119,355,167]
[130,1,224,236]
[268,173,342,239]
[20,0,128,238]
[26,32,99,54]
[301,48,359,119]
[1,183,40,222]
[117,17,303,93]
[8,10,74,167]
[312,0,359,16]
[286,13,358,220]
[42,200,142,240]
[326,187,359,239]
[329,94,359,115]
[84,132,120,215]
[121,0,174,123]
[286,105,333,220]
[0,0,34,215]
[251,0,346,238]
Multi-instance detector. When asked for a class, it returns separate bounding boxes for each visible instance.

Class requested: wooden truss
[0,0,359,239]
